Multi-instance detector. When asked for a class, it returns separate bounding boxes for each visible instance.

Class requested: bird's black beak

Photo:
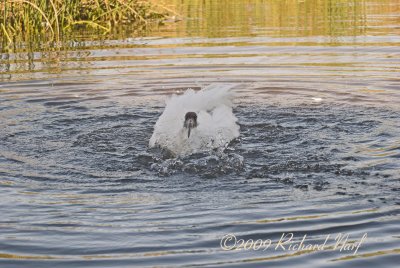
[186,119,195,138]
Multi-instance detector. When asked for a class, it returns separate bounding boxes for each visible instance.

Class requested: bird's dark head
[183,112,198,138]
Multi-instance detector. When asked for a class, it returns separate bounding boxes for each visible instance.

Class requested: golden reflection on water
[159,0,400,38]
[332,248,400,261]
[233,207,384,225]
[1,0,399,78]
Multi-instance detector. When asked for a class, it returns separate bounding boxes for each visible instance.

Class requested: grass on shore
[0,0,168,46]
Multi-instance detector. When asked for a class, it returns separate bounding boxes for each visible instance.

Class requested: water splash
[149,84,240,156]
[148,151,244,177]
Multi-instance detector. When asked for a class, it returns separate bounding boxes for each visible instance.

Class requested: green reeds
[0,0,166,47]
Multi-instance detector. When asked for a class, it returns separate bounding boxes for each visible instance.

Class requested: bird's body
[149,84,240,156]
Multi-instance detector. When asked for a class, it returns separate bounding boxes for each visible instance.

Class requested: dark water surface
[1,1,400,267]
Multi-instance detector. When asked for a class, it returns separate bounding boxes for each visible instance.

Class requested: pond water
[1,0,399,267]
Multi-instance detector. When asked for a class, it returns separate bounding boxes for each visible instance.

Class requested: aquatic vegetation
[0,0,167,47]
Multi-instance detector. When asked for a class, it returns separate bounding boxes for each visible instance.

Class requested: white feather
[149,84,240,156]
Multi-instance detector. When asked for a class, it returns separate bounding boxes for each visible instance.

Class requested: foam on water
[149,84,240,156]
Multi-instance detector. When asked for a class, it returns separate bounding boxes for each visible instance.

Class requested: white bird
[149,84,240,157]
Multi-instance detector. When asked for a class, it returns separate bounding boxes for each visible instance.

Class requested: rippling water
[1,0,400,267]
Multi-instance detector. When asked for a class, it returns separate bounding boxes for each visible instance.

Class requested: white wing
[149,84,240,156]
